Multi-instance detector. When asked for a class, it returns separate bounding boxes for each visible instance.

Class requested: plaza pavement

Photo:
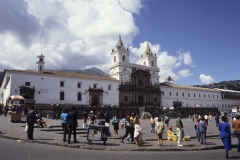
[0,114,238,152]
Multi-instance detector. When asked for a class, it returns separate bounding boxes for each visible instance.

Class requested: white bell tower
[36,52,45,72]
[140,42,158,68]
[109,35,130,81]
[110,35,130,65]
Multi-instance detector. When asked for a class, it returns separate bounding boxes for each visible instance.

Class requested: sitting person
[167,126,176,141]
[37,116,47,128]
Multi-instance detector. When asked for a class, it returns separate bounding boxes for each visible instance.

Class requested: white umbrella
[10,95,24,101]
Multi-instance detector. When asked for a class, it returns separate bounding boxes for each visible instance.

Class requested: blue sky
[132,0,240,85]
[0,0,239,85]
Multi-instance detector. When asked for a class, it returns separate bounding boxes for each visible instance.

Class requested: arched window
[114,56,116,63]
[78,92,82,101]
[122,55,125,62]
[39,66,42,71]
[60,91,64,100]
[143,61,146,65]
[151,61,154,67]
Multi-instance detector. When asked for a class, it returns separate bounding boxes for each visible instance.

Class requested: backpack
[194,124,197,130]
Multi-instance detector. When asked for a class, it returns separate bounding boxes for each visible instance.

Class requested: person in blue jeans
[232,115,240,152]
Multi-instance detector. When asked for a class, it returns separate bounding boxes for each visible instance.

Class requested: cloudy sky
[0,0,239,85]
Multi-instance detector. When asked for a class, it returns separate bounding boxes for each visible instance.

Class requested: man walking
[68,107,78,144]
[199,117,207,146]
[120,113,133,143]
[176,114,184,146]
[27,106,36,140]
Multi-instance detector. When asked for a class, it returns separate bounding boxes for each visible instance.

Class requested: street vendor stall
[87,125,109,145]
[8,95,25,122]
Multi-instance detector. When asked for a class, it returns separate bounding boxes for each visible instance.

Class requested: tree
[166,76,174,83]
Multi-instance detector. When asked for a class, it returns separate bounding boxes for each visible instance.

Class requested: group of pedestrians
[193,113,240,159]
[24,107,240,158]
[120,113,136,144]
[60,106,78,144]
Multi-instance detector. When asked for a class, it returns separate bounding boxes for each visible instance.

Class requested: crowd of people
[23,106,240,158]
[192,113,240,159]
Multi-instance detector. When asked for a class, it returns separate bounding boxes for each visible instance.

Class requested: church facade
[109,36,162,107]
[1,35,238,113]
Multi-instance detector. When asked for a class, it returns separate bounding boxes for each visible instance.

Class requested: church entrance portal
[92,97,99,106]
[138,96,143,107]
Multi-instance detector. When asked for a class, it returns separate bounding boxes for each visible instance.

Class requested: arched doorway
[92,97,99,106]
[138,96,143,107]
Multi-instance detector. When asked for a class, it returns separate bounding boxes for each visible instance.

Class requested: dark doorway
[23,95,31,99]
[92,97,99,106]
[138,96,143,107]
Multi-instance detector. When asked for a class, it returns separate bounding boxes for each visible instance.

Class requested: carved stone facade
[119,68,161,107]
[109,35,162,108]
[19,86,35,99]
[88,88,104,106]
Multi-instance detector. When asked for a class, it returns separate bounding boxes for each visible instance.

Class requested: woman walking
[112,114,119,137]
[60,107,69,142]
[134,117,142,147]
[219,116,232,159]
[155,117,164,146]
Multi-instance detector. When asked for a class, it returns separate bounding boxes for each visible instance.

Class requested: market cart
[87,125,109,145]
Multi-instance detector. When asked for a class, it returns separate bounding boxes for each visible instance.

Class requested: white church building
[0,53,119,107]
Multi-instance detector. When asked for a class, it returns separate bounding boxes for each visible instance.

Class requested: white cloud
[0,0,141,72]
[177,49,195,67]
[119,0,143,14]
[0,0,196,85]
[199,74,214,84]
[69,40,85,54]
[178,69,193,77]
[129,41,161,64]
